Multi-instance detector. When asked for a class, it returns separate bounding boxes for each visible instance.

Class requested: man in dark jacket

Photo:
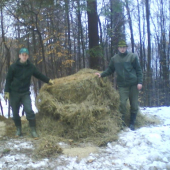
[4,48,54,138]
[95,40,143,130]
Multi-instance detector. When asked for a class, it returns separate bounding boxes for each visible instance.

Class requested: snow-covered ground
[55,107,170,170]
[0,92,170,170]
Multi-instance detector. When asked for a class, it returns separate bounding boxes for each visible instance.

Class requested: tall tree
[125,0,134,52]
[159,0,169,105]
[64,0,72,74]
[0,4,11,69]
[145,0,152,106]
[137,0,143,68]
[76,0,85,69]
[87,0,100,70]
[110,0,124,56]
[0,1,12,118]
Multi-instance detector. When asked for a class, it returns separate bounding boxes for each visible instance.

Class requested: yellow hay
[36,68,122,146]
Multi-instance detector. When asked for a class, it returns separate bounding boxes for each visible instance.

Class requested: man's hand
[137,84,142,90]
[4,92,10,101]
[95,73,101,78]
[48,79,54,85]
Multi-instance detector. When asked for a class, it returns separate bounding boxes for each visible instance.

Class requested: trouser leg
[21,93,38,138]
[129,85,139,130]
[118,87,129,124]
[129,85,139,124]
[10,92,21,125]
[21,92,35,120]
[10,92,22,136]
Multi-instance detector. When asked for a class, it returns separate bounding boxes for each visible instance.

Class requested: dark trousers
[10,91,35,127]
[118,85,139,120]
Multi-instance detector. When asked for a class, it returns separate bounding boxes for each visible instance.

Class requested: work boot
[129,113,137,131]
[29,119,38,138]
[30,127,39,138]
[15,126,22,137]
[129,124,135,131]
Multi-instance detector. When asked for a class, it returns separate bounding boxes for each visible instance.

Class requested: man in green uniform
[4,48,54,138]
[95,40,143,130]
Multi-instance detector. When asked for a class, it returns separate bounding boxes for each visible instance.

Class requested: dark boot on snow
[129,113,137,131]
[29,119,39,138]
[129,124,135,131]
[30,127,38,138]
[15,126,22,137]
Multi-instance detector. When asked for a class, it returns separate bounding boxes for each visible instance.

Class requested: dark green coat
[5,59,50,93]
[101,52,143,87]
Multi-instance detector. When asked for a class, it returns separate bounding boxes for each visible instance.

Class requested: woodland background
[0,0,170,108]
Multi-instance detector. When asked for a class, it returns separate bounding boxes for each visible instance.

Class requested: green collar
[119,51,128,57]
[19,61,28,65]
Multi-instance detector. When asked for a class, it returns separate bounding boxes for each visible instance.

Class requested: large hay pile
[36,68,121,146]
[0,69,161,159]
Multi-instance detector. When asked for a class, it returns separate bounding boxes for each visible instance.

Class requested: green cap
[118,40,128,47]
[19,48,29,55]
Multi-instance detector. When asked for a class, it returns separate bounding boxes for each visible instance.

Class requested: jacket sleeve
[4,66,14,92]
[32,66,50,83]
[132,56,143,84]
[101,57,115,77]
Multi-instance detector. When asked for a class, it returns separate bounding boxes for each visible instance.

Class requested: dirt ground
[63,146,98,160]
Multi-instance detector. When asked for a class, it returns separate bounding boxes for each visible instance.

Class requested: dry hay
[0,115,7,122]
[0,115,31,138]
[0,118,6,137]
[0,116,15,138]
[33,135,62,159]
[36,68,122,146]
[135,111,161,128]
[35,69,161,146]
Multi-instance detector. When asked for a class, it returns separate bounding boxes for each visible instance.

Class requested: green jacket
[5,59,50,93]
[101,51,143,87]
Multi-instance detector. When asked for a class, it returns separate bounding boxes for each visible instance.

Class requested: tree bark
[145,0,152,106]
[1,5,11,117]
[87,0,100,70]
[137,0,143,68]
[125,0,134,52]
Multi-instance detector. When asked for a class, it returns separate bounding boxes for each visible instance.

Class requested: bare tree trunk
[76,0,81,70]
[65,0,72,74]
[110,0,114,57]
[1,6,11,69]
[159,0,169,105]
[137,0,143,68]
[145,0,152,106]
[87,0,100,70]
[32,26,39,96]
[36,28,47,76]
[125,0,134,52]
[1,5,11,117]
[76,0,85,69]
[109,0,124,56]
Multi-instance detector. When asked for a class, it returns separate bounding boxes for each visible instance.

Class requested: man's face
[19,53,29,63]
[118,46,127,53]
